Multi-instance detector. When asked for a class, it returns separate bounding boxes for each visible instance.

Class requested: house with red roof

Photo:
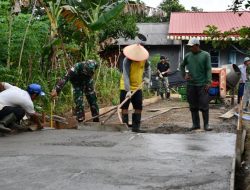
[168,11,250,68]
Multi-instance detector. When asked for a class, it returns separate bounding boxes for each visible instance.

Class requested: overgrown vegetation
[0,0,163,116]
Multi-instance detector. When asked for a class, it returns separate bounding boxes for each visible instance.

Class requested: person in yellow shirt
[120,44,151,133]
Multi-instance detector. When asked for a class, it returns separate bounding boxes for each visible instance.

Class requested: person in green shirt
[180,38,212,131]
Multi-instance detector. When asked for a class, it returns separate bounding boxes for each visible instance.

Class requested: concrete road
[0,129,235,190]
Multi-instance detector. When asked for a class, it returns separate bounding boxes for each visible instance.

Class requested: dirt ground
[100,96,237,134]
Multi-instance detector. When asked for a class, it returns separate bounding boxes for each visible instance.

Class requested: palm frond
[61,5,90,35]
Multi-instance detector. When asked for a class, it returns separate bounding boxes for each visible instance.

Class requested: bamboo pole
[18,0,37,72]
[7,14,13,69]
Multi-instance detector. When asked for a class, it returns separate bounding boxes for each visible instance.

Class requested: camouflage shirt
[55,60,98,93]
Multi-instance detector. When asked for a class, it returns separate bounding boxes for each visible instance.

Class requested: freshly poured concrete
[0,130,235,190]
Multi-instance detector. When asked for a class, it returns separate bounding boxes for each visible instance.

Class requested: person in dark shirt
[157,55,170,99]
[180,38,212,131]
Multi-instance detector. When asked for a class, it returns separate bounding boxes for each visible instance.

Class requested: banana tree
[36,0,65,70]
[61,0,126,59]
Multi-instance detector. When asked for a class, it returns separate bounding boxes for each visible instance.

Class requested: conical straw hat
[123,44,149,61]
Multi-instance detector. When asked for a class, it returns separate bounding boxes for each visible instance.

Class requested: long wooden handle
[83,106,117,123]
[84,82,145,124]
[237,98,243,130]
[101,109,117,125]
[50,99,56,128]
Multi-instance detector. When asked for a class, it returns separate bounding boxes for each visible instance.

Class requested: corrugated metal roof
[169,11,250,36]
[117,23,180,45]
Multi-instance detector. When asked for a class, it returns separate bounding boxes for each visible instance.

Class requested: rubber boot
[77,111,85,123]
[190,111,200,131]
[122,114,131,127]
[90,107,99,122]
[160,92,164,100]
[202,110,212,131]
[132,113,146,133]
[92,116,99,122]
[1,113,23,130]
[8,122,24,131]
[166,92,170,100]
[0,124,11,133]
[77,118,84,123]
[166,86,170,100]
[0,113,18,133]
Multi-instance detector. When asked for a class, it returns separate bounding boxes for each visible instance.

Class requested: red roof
[169,12,250,36]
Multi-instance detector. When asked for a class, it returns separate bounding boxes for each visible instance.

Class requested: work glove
[159,73,163,78]
[143,77,150,84]
[126,91,132,98]
[50,89,58,98]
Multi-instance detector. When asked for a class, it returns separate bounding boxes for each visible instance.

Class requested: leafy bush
[149,54,160,73]
[95,61,121,106]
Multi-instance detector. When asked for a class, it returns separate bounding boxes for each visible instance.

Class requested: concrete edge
[230,156,236,190]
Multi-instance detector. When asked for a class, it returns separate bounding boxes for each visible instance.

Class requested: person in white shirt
[238,57,250,104]
[0,83,45,133]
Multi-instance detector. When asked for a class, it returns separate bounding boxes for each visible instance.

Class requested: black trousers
[187,85,209,112]
[0,106,25,122]
[120,90,143,110]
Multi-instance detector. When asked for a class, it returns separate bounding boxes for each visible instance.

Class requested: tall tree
[159,0,185,21]
[230,0,250,12]
[191,6,203,12]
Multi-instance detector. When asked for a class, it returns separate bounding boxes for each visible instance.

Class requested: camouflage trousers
[158,77,170,99]
[72,79,99,121]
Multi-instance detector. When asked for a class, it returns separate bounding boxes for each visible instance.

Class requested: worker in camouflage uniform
[51,60,99,122]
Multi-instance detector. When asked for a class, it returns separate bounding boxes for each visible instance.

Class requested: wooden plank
[146,106,188,112]
[219,107,236,119]
[237,100,244,130]
[241,129,246,154]
[142,107,188,121]
[37,113,68,124]
[142,108,172,121]
[78,122,129,132]
[146,108,166,112]
[235,128,246,168]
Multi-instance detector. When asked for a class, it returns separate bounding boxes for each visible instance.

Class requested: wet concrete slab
[0,130,235,190]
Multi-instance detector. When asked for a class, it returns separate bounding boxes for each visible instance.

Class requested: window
[228,50,236,65]
[210,50,220,68]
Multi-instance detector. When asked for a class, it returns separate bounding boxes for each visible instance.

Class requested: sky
[142,0,233,11]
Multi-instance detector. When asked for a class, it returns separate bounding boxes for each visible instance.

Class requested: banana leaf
[89,1,125,31]
[61,5,90,35]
